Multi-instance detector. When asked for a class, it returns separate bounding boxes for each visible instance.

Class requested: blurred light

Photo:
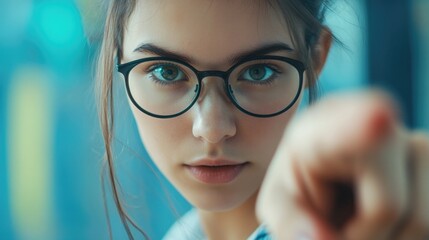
[7,65,55,240]
[0,0,33,47]
[32,1,85,57]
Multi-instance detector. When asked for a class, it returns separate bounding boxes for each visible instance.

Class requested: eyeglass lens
[127,59,300,117]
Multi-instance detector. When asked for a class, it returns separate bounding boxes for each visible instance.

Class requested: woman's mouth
[184,159,249,184]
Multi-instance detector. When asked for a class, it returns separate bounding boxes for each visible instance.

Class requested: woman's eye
[240,65,276,82]
[150,64,186,82]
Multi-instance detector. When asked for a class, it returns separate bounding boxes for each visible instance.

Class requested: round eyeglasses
[117,56,306,118]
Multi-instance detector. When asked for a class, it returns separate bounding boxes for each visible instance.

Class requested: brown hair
[96,0,334,239]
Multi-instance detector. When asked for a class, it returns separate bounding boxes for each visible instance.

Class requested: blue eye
[151,64,186,82]
[241,65,276,82]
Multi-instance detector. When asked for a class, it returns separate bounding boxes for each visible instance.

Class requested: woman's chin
[184,189,258,213]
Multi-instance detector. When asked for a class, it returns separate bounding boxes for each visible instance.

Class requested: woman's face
[122,0,303,211]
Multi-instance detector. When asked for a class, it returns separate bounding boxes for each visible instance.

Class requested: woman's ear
[313,27,333,76]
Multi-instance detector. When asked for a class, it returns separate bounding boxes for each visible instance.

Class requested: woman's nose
[192,78,237,144]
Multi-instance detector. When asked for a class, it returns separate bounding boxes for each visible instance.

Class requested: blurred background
[1,0,428,239]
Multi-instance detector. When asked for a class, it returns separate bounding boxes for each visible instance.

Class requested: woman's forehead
[122,0,294,68]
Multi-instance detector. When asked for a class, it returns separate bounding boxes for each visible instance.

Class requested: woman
[97,0,429,239]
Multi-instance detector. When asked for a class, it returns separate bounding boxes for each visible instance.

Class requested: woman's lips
[184,159,249,184]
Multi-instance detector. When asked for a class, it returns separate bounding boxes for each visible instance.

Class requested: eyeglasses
[117,55,305,118]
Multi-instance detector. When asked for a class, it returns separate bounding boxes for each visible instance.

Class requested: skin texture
[121,1,312,239]
[120,0,429,239]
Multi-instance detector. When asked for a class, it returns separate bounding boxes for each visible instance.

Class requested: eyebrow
[133,42,294,65]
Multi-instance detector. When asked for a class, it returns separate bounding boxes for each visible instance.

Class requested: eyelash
[146,62,187,85]
[240,64,282,85]
[142,60,284,87]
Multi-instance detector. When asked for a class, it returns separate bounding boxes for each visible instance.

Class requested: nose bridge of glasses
[196,70,231,103]
[198,70,228,81]
[196,70,229,93]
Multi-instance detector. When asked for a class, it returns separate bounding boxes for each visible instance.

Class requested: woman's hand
[256,91,429,240]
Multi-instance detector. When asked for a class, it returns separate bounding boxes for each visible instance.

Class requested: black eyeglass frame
[117,55,306,118]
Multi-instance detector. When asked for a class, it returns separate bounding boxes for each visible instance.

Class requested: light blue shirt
[163,209,272,240]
